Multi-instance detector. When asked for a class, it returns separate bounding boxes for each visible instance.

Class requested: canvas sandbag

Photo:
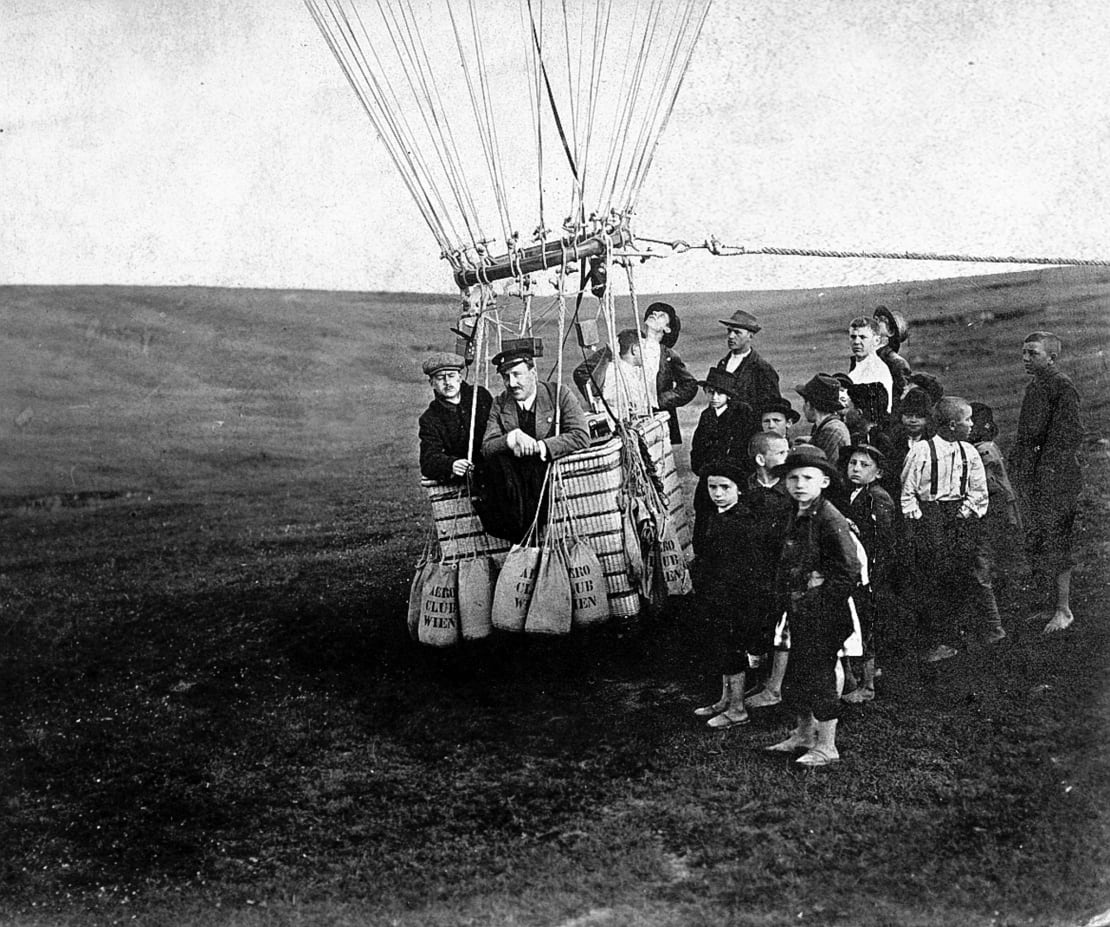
[525,543,573,635]
[566,539,609,627]
[417,561,460,647]
[407,560,435,642]
[657,515,692,596]
[458,556,494,641]
[492,544,540,632]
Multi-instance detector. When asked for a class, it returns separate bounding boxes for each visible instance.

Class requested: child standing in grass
[692,461,775,730]
[839,443,896,703]
[763,445,860,767]
[970,401,1027,597]
[690,368,757,558]
[901,396,1006,662]
[739,432,793,711]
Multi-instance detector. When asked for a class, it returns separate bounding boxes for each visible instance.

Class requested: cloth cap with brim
[422,352,467,376]
[698,367,739,397]
[873,305,910,346]
[900,386,933,417]
[771,444,841,483]
[718,309,762,333]
[645,301,681,348]
[843,442,888,468]
[831,372,854,389]
[490,346,534,372]
[756,396,800,423]
[703,460,748,489]
[795,373,843,410]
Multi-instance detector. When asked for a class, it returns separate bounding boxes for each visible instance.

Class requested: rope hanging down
[637,236,1110,267]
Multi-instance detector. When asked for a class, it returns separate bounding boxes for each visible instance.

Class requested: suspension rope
[636,235,1110,267]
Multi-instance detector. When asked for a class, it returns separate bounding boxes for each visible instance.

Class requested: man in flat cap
[477,345,590,541]
[715,309,782,409]
[418,352,492,483]
[573,301,698,444]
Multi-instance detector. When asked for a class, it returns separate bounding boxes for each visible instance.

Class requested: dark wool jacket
[1009,368,1083,507]
[775,496,861,641]
[696,500,776,619]
[418,383,493,483]
[573,343,698,444]
[841,482,895,587]
[689,401,758,476]
[715,348,781,408]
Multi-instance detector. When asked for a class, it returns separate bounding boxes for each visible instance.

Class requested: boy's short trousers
[1024,503,1076,574]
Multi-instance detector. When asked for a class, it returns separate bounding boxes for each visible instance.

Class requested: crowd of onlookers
[417,299,1084,768]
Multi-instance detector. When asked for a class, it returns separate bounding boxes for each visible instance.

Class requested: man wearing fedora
[418,352,493,483]
[573,301,698,444]
[715,309,782,409]
[477,344,590,541]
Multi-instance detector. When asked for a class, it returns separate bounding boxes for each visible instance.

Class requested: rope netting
[305,0,711,285]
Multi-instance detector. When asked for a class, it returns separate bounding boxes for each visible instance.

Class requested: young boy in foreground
[692,461,776,729]
[901,396,1006,661]
[763,445,860,767]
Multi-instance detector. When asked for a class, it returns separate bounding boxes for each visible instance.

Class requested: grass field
[1,269,1109,927]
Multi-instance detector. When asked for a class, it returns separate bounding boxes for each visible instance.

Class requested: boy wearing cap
[901,396,1005,661]
[690,368,757,557]
[873,305,912,412]
[1009,331,1083,634]
[692,460,776,730]
[418,352,493,483]
[757,396,800,443]
[763,445,861,767]
[839,443,896,702]
[797,374,851,469]
[715,309,782,408]
[573,302,697,444]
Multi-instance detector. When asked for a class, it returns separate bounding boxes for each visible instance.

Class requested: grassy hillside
[1,270,1108,927]
[3,268,1106,504]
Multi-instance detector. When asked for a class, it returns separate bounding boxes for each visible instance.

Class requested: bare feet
[1042,608,1074,635]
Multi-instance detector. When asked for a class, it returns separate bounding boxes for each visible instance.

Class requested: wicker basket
[421,413,690,619]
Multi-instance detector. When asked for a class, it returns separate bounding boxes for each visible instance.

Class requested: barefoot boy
[1008,332,1083,634]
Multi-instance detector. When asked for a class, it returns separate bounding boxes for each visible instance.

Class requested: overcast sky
[4,1,1110,295]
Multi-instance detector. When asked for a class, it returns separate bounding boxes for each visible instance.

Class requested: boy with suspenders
[900,396,1006,662]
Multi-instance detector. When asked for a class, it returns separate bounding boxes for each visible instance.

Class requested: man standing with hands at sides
[716,309,782,409]
[847,317,894,414]
[1009,332,1084,634]
[418,352,492,483]
[477,345,590,541]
